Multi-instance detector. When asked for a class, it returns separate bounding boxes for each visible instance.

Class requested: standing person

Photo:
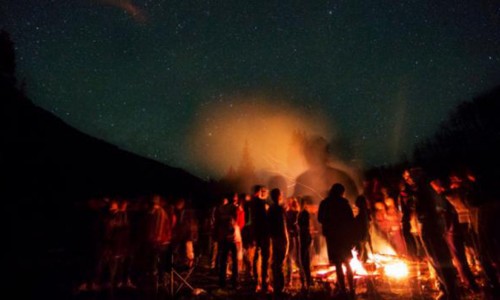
[214,195,239,289]
[451,171,500,292]
[172,197,197,268]
[354,195,372,262]
[382,187,407,256]
[144,194,173,289]
[298,196,313,289]
[398,181,421,260]
[268,188,289,297]
[318,183,355,298]
[235,194,246,275]
[403,169,459,300]
[285,197,301,288]
[115,199,136,289]
[250,185,272,293]
[240,193,255,278]
[95,198,129,289]
[430,178,480,293]
[209,197,228,272]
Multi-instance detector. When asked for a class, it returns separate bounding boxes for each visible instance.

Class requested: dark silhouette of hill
[1,33,205,202]
[1,30,207,299]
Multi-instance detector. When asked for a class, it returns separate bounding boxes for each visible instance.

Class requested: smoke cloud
[186,97,331,179]
[186,95,361,198]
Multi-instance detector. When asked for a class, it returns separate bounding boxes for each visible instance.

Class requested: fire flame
[383,260,409,279]
[312,244,409,284]
[350,249,368,276]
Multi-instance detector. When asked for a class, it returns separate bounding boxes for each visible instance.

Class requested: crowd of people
[76,195,198,296]
[75,167,500,300]
[207,185,314,297]
[357,168,500,299]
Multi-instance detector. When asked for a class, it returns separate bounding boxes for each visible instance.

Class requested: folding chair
[165,247,205,296]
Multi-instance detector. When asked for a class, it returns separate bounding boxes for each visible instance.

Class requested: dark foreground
[71,256,495,300]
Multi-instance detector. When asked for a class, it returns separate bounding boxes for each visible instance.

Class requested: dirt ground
[72,255,495,300]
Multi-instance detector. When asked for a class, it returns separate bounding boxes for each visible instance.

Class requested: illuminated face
[153,194,161,206]
[277,191,284,205]
[260,188,269,200]
[175,199,185,210]
[110,200,119,211]
[374,202,385,211]
[384,197,395,208]
[402,170,414,186]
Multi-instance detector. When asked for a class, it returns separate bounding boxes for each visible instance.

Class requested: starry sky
[2,0,500,179]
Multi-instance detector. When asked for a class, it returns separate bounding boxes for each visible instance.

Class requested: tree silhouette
[414,85,500,198]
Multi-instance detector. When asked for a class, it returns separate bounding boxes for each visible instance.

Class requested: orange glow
[383,260,409,279]
[186,97,333,183]
[350,249,368,276]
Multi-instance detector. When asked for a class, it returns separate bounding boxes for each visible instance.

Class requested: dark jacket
[285,210,299,238]
[298,209,311,244]
[268,204,288,240]
[214,203,237,242]
[318,196,354,245]
[250,197,269,241]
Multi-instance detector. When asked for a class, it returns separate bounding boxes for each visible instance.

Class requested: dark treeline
[413,86,500,200]
[363,85,500,202]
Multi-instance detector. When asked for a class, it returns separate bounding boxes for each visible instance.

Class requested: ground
[72,255,495,300]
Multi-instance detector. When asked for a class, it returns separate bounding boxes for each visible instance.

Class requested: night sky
[2,0,500,179]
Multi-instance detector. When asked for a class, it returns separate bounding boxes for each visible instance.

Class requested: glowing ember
[315,266,336,277]
[350,249,368,276]
[384,260,409,279]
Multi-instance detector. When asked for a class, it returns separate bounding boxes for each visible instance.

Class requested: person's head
[380,187,389,197]
[253,185,264,197]
[238,193,247,205]
[402,170,413,186]
[384,197,395,208]
[328,183,345,198]
[232,192,239,205]
[151,194,162,208]
[374,201,386,215]
[253,185,268,200]
[175,197,185,210]
[286,197,299,211]
[109,198,119,211]
[270,188,283,205]
[300,196,313,211]
[404,167,423,187]
[261,187,269,199]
